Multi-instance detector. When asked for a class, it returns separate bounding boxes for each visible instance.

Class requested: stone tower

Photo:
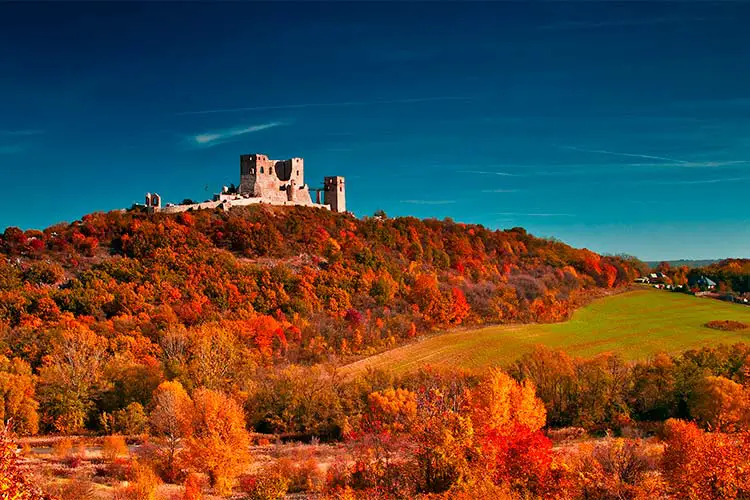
[239,153,311,204]
[324,176,346,213]
[145,192,161,211]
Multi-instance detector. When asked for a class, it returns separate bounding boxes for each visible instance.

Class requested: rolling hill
[343,287,750,375]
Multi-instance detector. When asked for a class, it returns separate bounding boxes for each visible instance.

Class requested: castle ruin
[145,153,346,214]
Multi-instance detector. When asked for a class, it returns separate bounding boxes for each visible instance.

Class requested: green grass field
[343,288,750,375]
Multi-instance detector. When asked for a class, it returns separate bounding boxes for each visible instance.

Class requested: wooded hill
[0,205,642,433]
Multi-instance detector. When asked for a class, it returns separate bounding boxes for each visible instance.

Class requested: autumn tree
[0,356,39,435]
[469,369,551,494]
[149,380,194,482]
[184,389,251,496]
[37,324,109,432]
[662,418,750,498]
[690,375,750,431]
[249,365,345,440]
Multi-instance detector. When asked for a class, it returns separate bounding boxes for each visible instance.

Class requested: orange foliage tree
[183,389,251,496]
[149,380,194,482]
[662,418,750,499]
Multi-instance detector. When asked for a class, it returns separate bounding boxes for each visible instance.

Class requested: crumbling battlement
[144,153,346,214]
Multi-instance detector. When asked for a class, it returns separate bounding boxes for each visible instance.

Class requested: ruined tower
[324,176,346,213]
[239,154,312,204]
[145,192,161,212]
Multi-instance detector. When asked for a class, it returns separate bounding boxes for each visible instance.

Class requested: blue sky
[1,2,749,260]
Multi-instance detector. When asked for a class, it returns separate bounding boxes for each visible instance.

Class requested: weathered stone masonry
[145,153,346,214]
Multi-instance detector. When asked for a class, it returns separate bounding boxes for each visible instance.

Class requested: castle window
[260,167,264,174]
[296,170,299,176]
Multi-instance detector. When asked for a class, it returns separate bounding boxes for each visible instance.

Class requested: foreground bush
[240,469,289,500]
[112,460,161,500]
[662,419,750,499]
[0,424,49,499]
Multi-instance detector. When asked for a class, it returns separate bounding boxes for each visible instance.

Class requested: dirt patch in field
[705,320,749,331]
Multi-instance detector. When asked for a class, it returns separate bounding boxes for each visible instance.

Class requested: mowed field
[343,288,750,375]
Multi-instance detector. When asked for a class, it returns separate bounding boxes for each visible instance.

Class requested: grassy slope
[343,288,750,375]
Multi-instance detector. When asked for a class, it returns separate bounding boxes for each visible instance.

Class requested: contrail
[563,145,687,164]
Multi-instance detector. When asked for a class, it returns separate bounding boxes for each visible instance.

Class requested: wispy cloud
[461,170,520,177]
[400,200,457,205]
[563,146,687,163]
[178,96,472,116]
[188,122,286,148]
[655,177,750,185]
[494,212,574,217]
[628,160,747,168]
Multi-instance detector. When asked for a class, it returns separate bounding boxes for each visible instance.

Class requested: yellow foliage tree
[149,380,194,482]
[470,369,546,433]
[0,356,39,435]
[184,389,251,496]
[365,388,417,433]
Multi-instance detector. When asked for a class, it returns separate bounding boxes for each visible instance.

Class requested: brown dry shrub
[49,476,95,500]
[275,455,324,492]
[705,320,749,331]
[547,426,587,443]
[564,437,663,499]
[240,468,290,500]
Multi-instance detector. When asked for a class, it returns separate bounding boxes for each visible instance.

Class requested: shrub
[113,460,161,500]
[183,389,251,496]
[705,320,748,331]
[275,456,324,493]
[50,476,95,500]
[182,472,204,500]
[65,449,85,469]
[54,437,73,459]
[114,402,148,435]
[240,469,290,500]
[102,435,129,462]
[566,437,661,499]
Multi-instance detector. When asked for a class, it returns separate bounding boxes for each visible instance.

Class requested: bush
[183,472,204,500]
[705,320,748,331]
[113,460,161,500]
[53,437,73,459]
[102,435,129,462]
[49,476,95,500]
[275,456,324,493]
[240,470,290,500]
[114,402,148,435]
